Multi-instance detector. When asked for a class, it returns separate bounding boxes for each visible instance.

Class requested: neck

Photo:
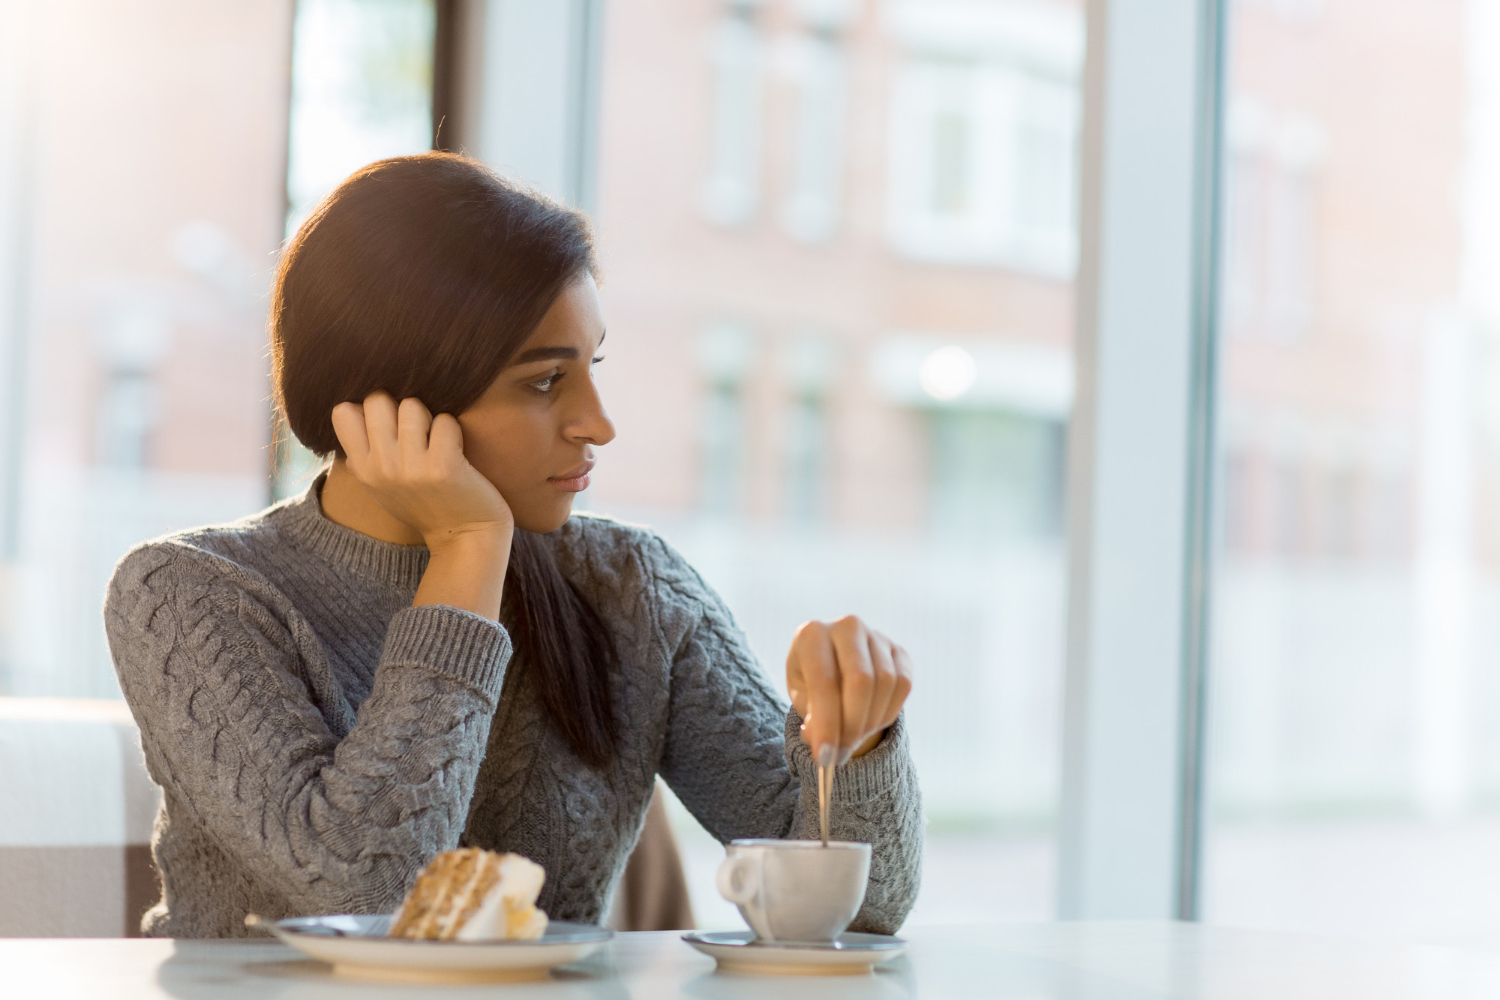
[320,458,426,546]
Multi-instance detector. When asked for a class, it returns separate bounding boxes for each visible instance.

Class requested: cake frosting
[388,848,549,941]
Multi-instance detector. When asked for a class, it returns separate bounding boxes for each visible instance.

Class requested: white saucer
[266,913,611,984]
[682,930,907,976]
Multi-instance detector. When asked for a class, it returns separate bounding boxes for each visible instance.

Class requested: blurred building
[1210,0,1495,823]
[590,0,1078,540]
[0,0,292,697]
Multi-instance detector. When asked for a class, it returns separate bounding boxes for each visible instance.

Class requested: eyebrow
[510,346,578,365]
[508,330,606,366]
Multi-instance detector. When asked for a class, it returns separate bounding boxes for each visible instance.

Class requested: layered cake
[388,848,549,941]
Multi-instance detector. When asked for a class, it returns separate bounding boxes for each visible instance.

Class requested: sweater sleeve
[655,579,924,935]
[104,543,511,918]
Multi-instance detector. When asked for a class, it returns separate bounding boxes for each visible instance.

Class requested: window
[0,2,293,697]
[884,0,1082,275]
[1206,0,1500,942]
[700,4,766,227]
[779,335,835,522]
[1222,97,1324,341]
[778,29,848,243]
[697,322,755,517]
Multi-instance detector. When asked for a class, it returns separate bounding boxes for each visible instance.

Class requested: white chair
[0,698,160,936]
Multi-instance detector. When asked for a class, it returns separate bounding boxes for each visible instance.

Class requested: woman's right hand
[332,392,513,618]
[332,392,513,546]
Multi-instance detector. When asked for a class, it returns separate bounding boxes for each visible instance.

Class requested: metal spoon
[817,745,835,847]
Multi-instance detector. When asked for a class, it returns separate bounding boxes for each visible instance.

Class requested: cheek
[457,413,542,491]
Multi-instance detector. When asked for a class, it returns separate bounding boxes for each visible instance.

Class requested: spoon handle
[817,757,834,847]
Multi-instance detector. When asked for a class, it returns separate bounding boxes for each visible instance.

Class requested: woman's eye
[529,372,564,393]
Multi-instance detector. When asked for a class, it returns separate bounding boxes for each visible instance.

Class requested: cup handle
[716,853,757,906]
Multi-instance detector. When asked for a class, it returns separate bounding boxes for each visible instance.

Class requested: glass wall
[1204,0,1500,944]
[584,0,1080,926]
[0,0,441,698]
[0,0,293,698]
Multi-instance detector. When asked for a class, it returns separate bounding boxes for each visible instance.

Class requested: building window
[1223,146,1266,331]
[780,336,836,522]
[700,5,765,227]
[886,55,1079,275]
[1264,159,1319,338]
[929,410,1065,541]
[778,30,848,243]
[698,323,755,515]
[1223,98,1324,341]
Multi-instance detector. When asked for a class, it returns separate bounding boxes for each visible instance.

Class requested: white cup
[716,839,871,944]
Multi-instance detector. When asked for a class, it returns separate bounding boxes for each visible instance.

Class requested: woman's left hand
[787,616,913,766]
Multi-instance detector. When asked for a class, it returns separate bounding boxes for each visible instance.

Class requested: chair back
[0,698,160,937]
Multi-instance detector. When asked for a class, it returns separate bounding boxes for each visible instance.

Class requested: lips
[550,458,595,493]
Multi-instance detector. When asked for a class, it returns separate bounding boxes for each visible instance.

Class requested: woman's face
[457,273,615,533]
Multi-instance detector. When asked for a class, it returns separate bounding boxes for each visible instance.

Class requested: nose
[564,372,616,447]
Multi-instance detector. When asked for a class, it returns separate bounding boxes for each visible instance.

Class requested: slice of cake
[388,848,549,941]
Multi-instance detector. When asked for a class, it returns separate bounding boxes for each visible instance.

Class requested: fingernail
[837,747,853,767]
[817,743,835,767]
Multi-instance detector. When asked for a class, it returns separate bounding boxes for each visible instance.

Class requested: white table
[9,922,1500,999]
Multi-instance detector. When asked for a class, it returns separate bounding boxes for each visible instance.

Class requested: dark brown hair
[271,152,618,766]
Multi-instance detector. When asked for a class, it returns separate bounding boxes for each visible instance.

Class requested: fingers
[793,617,915,765]
[361,391,399,452]
[888,643,914,729]
[792,617,916,763]
[829,616,874,761]
[792,621,843,763]
[330,402,369,462]
[338,393,444,480]
[428,413,465,466]
[324,392,510,551]
[397,396,434,468]
[863,630,899,737]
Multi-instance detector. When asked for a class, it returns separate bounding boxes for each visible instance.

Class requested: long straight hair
[270,152,618,766]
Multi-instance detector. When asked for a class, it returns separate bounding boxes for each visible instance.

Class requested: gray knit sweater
[104,479,923,938]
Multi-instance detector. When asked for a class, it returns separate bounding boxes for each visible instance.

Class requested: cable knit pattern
[105,478,923,938]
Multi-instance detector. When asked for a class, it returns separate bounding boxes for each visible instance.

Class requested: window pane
[1206,0,1499,942]
[285,0,436,231]
[589,0,1081,926]
[0,2,295,697]
[0,1,438,697]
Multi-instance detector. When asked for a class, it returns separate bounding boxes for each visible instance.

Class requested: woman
[105,152,922,939]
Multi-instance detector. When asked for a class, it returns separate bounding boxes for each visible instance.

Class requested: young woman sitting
[105,153,922,938]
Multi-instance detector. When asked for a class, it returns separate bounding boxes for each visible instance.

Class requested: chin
[513,498,576,535]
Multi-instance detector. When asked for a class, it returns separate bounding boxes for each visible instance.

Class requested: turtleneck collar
[273,473,430,591]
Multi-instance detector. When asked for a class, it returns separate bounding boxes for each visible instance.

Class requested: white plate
[266,913,611,984]
[682,930,907,976]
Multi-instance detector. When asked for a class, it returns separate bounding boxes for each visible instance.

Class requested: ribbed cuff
[381,605,511,701]
[784,709,910,805]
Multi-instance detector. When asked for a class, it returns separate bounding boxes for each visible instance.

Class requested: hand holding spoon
[786,618,915,849]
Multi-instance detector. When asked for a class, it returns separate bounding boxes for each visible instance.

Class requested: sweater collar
[274,473,430,590]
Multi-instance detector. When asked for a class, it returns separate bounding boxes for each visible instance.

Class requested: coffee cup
[715,839,871,943]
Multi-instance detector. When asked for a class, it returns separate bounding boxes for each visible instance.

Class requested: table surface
[9,922,1500,999]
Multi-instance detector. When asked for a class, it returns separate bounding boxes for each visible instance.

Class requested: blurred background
[4,0,1500,944]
